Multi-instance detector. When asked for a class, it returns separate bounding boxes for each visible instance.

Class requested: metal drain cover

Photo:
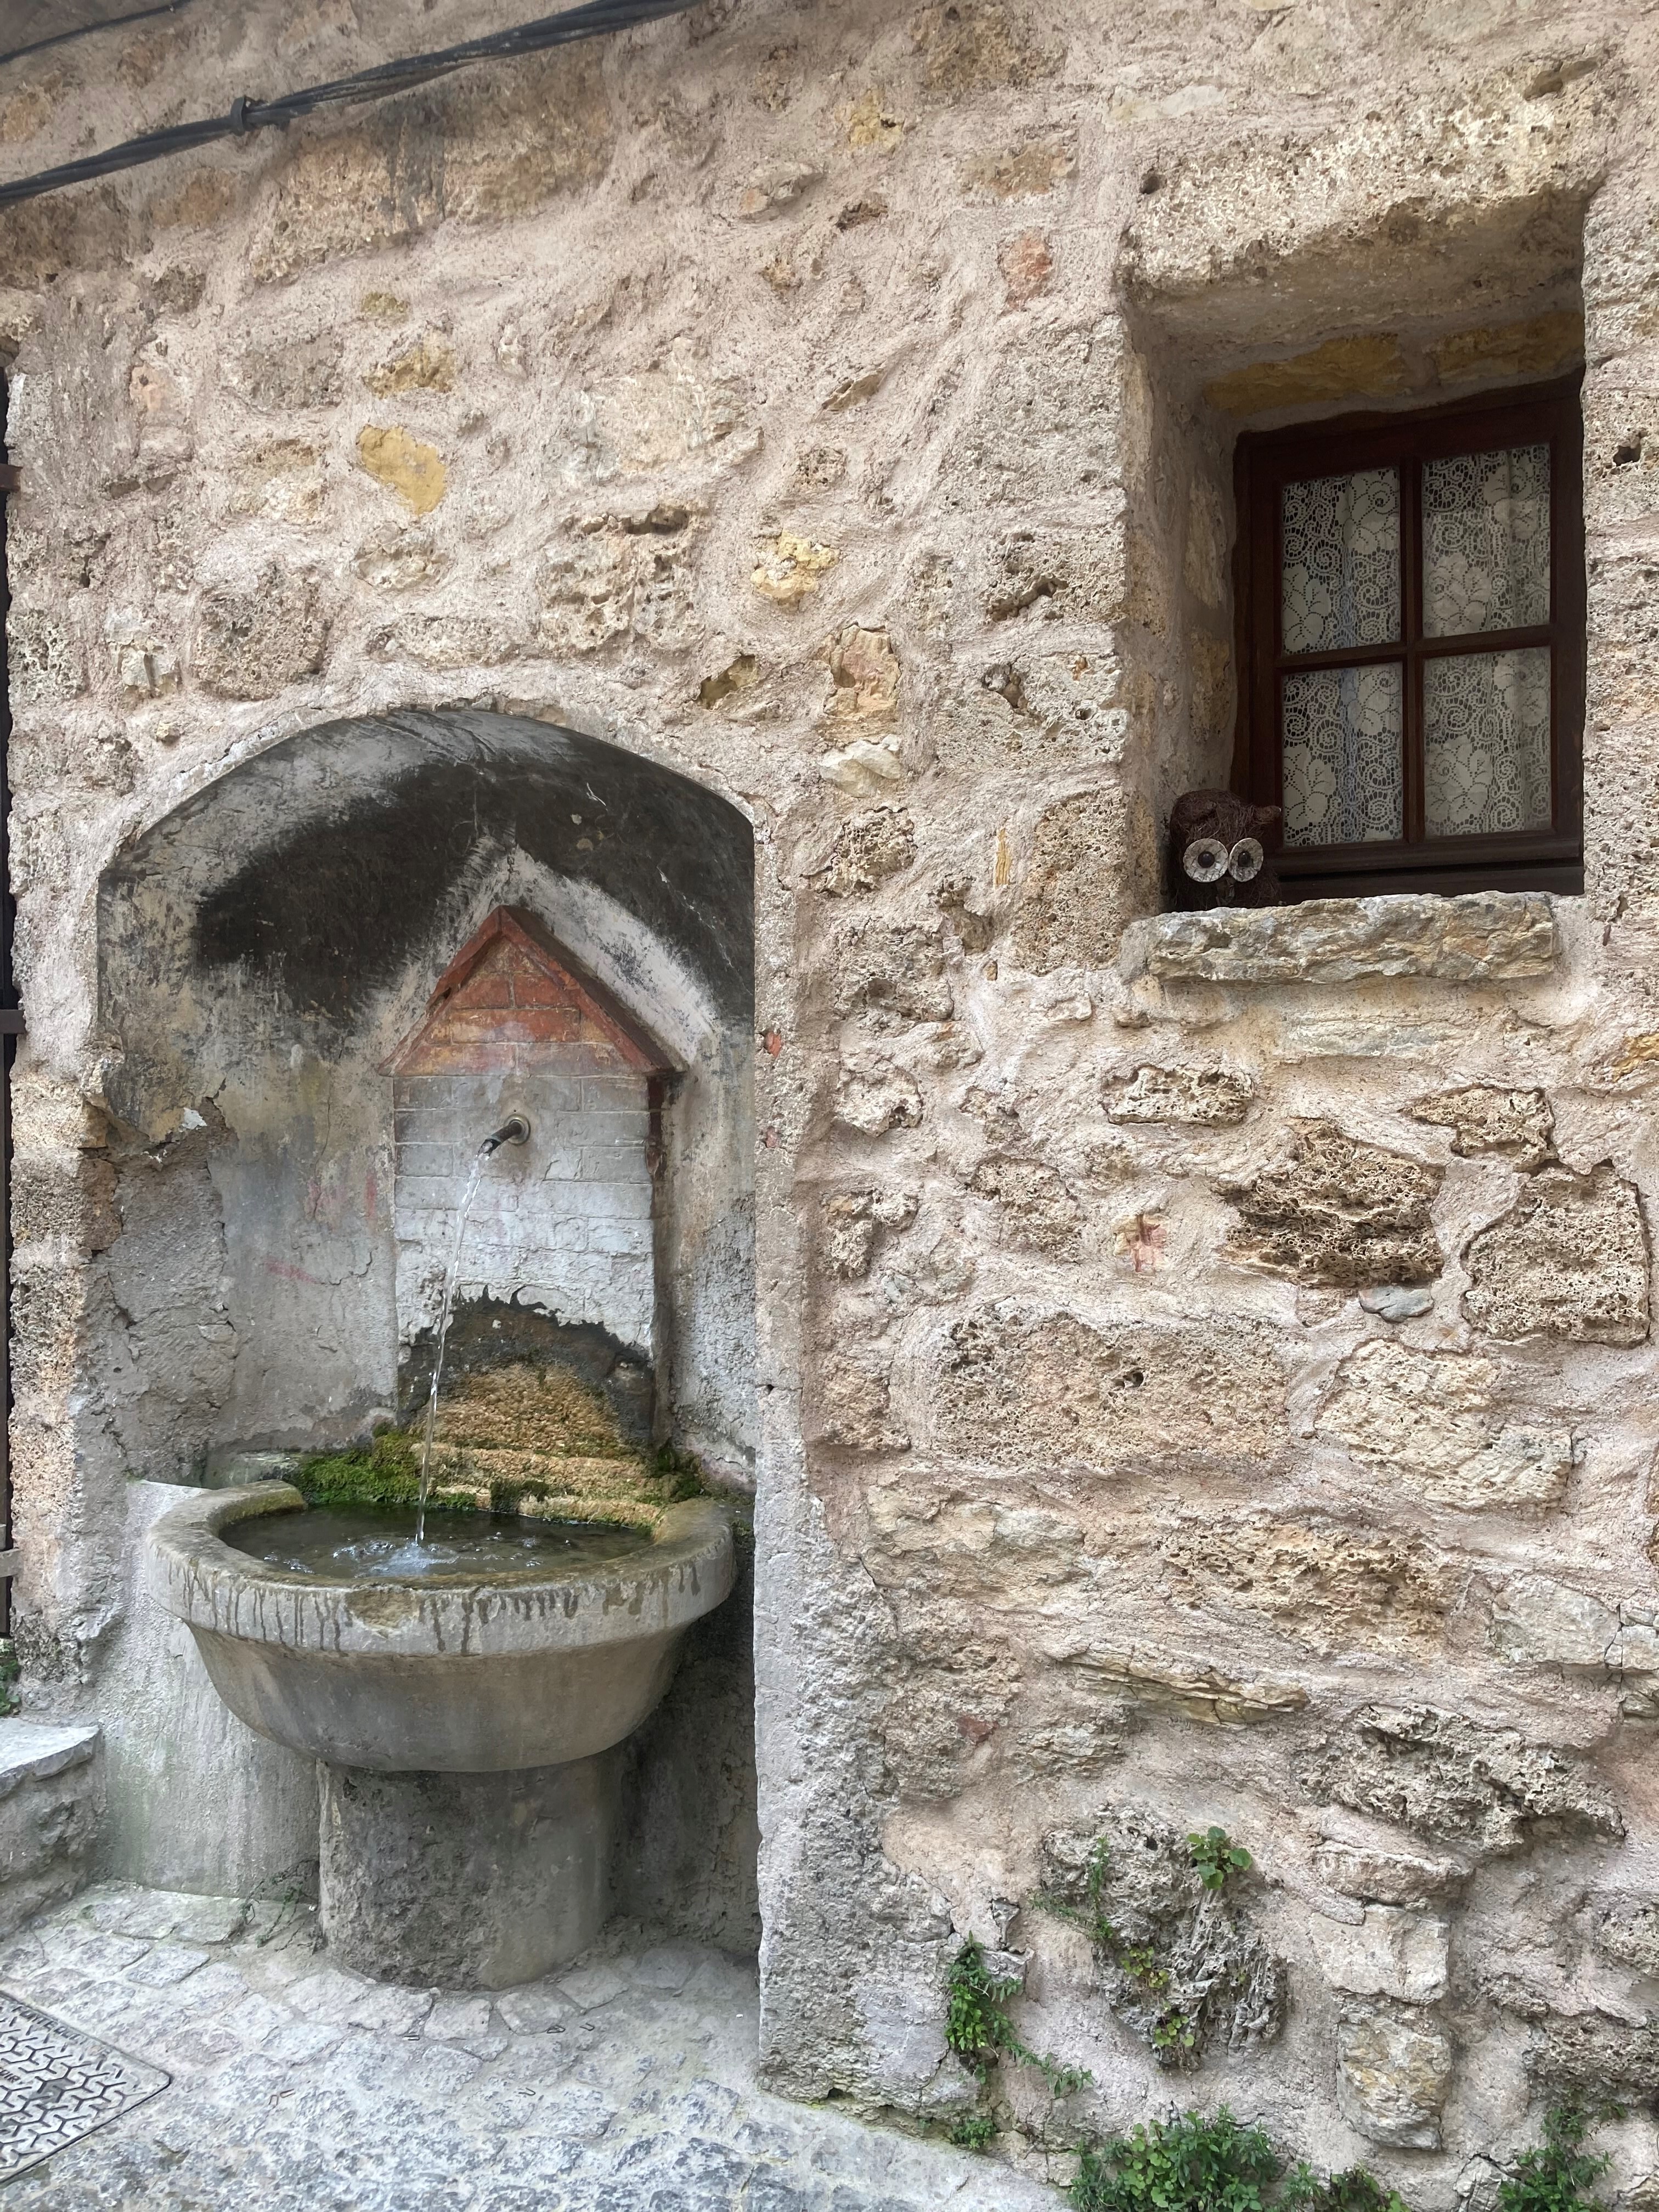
[0,1989,169,2179]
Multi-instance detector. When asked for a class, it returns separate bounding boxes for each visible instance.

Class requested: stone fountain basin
[145,1483,735,1775]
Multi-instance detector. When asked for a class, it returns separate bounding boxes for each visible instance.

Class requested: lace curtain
[1283,667,1402,844]
[1282,467,1400,656]
[1280,445,1551,846]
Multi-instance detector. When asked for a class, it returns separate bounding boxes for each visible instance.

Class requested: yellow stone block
[356,424,447,516]
[1204,335,1412,415]
[752,533,839,607]
[1431,310,1583,384]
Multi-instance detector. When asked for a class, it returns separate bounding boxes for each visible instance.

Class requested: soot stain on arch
[188,725,754,1031]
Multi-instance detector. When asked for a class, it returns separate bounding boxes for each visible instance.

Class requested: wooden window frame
[1231,374,1585,902]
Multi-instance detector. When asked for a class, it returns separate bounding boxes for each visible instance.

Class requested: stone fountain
[146,1480,733,1987]
[140,898,741,1987]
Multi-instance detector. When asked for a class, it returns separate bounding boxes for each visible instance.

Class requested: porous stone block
[224,331,343,411]
[1524,2010,1659,2104]
[194,566,330,698]
[1336,2002,1454,2148]
[1298,1705,1623,1852]
[248,47,612,283]
[1595,1894,1659,1976]
[1157,1510,1452,1655]
[1221,1121,1442,1287]
[1311,1905,1449,2004]
[1051,1643,1307,1725]
[809,807,916,898]
[1462,1165,1651,1344]
[836,1056,923,1135]
[935,1302,1287,1474]
[1489,1573,1620,1672]
[1014,787,1150,973]
[1318,1340,1573,1511]
[0,1720,102,1936]
[1312,1840,1466,1907]
[1120,892,1559,984]
[1409,1085,1555,1169]
[967,1155,1081,1256]
[1103,1063,1253,1124]
[318,1753,619,1989]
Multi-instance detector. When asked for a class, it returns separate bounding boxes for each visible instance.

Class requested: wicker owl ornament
[1166,790,1284,912]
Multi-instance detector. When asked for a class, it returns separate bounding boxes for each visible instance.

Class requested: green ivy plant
[945,1939,1092,2102]
[1072,2107,1282,2212]
[1498,2108,1613,2212]
[1070,2108,1419,2212]
[1188,1826,1253,1893]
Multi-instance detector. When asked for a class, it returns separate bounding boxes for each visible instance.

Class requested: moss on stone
[295,1367,710,1529]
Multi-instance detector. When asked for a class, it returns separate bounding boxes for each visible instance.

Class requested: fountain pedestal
[319,1754,620,1988]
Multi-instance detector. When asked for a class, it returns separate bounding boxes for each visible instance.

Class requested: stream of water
[415,1146,487,1544]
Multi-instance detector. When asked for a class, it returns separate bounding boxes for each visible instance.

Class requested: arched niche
[94,708,757,1485]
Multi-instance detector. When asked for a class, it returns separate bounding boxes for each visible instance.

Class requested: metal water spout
[479,1115,530,1155]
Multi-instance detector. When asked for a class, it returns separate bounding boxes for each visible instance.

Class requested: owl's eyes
[1182,837,1231,883]
[1183,836,1265,884]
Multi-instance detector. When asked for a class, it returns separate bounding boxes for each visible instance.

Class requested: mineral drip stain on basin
[225,1504,649,1584]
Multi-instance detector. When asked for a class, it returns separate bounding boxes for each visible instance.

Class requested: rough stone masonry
[2,0,1658,2200]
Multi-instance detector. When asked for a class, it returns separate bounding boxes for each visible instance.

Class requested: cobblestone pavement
[0,1887,1060,2211]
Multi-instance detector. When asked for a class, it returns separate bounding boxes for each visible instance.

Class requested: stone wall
[2,0,1658,2196]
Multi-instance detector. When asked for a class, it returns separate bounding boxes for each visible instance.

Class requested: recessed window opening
[1233,376,1585,901]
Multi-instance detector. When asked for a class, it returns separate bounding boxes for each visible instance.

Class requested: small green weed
[1150,2009,1198,2061]
[1072,2107,1280,2212]
[949,2112,998,2153]
[1498,2108,1613,2212]
[1188,1827,1252,1893]
[946,1938,1019,2072]
[1120,1945,1170,1995]
[1037,1838,1119,1951]
[1284,2163,1412,2212]
[945,1939,1092,2102]
[0,1640,19,1720]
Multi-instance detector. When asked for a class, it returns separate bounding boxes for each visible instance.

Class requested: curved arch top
[98,709,755,1069]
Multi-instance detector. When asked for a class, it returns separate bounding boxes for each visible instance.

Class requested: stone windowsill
[1119,891,1559,987]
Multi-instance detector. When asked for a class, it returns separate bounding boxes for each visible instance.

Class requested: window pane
[1282,664,1403,845]
[1281,468,1401,654]
[1424,647,1551,837]
[1423,443,1550,638]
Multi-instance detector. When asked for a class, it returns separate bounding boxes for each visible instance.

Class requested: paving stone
[425,1993,494,2042]
[494,1979,576,2033]
[125,1942,211,1987]
[0,1899,1054,2212]
[557,1961,629,2009]
[289,1966,436,2035]
[630,1944,700,1993]
[84,1885,252,1944]
[263,2016,349,2063]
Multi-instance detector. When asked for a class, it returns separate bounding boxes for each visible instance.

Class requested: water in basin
[225,1504,650,1584]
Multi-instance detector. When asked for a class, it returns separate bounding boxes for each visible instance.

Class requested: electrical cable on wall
[0,1,203,74]
[0,0,706,208]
